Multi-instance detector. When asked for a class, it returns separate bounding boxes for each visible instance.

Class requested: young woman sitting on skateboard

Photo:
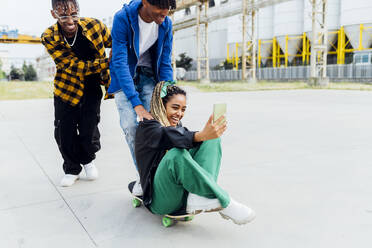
[134,82,256,225]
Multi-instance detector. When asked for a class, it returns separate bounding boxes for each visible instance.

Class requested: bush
[213,59,234,70]
[0,71,5,79]
[10,65,24,80]
[0,59,5,79]
[23,63,37,81]
[176,53,193,71]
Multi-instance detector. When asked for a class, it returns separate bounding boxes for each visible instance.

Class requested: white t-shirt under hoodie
[138,14,159,68]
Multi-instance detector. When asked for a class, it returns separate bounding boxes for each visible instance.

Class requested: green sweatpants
[149,138,230,215]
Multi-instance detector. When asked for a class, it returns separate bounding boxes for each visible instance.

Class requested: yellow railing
[227,23,372,67]
[0,34,41,44]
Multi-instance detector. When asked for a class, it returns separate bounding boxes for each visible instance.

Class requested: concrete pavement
[1,89,371,248]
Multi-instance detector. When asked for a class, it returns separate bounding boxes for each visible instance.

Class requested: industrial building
[2,0,372,82]
[173,0,372,70]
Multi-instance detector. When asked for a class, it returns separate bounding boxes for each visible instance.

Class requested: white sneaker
[219,198,256,225]
[186,193,222,214]
[83,162,98,180]
[132,180,143,196]
[60,174,79,187]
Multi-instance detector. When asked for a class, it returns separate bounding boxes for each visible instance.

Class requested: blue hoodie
[108,0,174,108]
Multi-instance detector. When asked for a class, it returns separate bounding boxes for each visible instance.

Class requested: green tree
[0,59,3,79]
[23,63,37,81]
[22,61,27,74]
[10,65,24,80]
[224,60,234,70]
[176,52,193,71]
[0,58,6,79]
[213,59,234,70]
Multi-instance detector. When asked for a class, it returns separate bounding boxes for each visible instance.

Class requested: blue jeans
[114,71,156,169]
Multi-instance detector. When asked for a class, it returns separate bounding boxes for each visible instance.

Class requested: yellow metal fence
[227,24,372,69]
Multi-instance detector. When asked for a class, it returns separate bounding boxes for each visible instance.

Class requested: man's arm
[111,11,142,108]
[41,34,109,76]
[158,20,174,81]
[99,21,112,48]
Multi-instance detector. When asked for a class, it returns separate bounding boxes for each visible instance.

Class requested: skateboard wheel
[162,216,174,227]
[184,216,194,221]
[132,198,141,208]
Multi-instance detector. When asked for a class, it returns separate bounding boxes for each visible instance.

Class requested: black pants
[54,76,103,175]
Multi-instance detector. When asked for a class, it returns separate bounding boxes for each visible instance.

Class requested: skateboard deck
[128,181,196,227]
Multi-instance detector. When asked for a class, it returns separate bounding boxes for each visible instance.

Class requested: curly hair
[150,81,186,126]
[147,0,177,10]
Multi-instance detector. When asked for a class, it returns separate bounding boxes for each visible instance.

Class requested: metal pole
[250,1,257,83]
[309,0,328,86]
[204,1,210,83]
[273,37,276,68]
[235,43,239,70]
[321,0,328,78]
[258,39,261,68]
[285,35,288,67]
[227,44,230,62]
[302,33,306,65]
[196,3,201,81]
[242,0,247,80]
[310,0,317,79]
[358,24,363,51]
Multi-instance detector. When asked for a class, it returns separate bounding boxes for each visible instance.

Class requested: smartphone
[213,103,227,124]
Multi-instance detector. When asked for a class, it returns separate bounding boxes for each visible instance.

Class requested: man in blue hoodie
[108,0,176,195]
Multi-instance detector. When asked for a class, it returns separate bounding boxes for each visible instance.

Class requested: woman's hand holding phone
[194,114,227,142]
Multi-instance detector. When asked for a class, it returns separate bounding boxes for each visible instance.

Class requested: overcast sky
[0,0,129,58]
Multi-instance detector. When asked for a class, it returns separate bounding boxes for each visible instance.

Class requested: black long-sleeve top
[135,119,202,208]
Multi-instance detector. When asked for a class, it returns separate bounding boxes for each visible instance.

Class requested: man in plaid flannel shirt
[41,0,111,187]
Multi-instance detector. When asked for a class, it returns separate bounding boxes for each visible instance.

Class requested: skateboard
[128,181,196,227]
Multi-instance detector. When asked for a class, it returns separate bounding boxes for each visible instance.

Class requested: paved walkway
[1,90,371,248]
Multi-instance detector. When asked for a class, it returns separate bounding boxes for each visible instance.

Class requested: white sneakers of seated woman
[186,193,256,225]
[60,162,98,187]
[186,193,222,214]
[219,198,256,225]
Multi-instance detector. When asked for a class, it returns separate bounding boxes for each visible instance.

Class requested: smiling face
[142,0,169,25]
[165,94,187,127]
[51,1,79,37]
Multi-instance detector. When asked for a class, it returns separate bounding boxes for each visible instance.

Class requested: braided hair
[52,0,79,11]
[150,81,186,127]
